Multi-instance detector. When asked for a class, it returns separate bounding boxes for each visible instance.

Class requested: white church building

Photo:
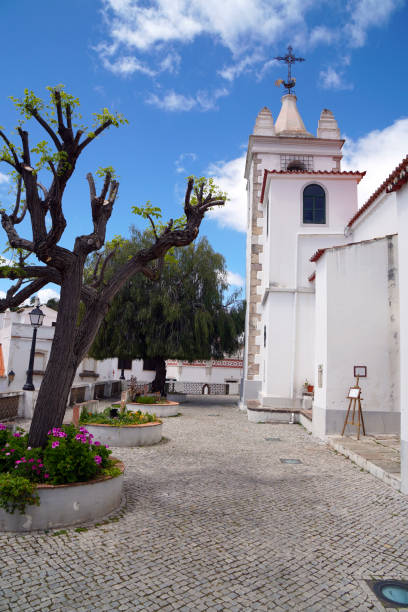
[240,87,408,493]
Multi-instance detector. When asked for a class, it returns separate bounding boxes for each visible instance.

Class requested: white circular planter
[85,422,162,447]
[128,401,179,417]
[0,460,124,532]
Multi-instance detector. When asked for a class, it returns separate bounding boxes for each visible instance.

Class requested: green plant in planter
[0,422,116,514]
[0,474,39,514]
[79,406,158,426]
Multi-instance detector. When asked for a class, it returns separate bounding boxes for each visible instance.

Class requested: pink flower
[5,452,10,456]
[27,447,32,450]
[28,458,34,463]
[94,441,101,446]
[0,424,6,430]
[44,473,49,479]
[13,432,21,438]
[94,455,102,465]
[51,441,59,449]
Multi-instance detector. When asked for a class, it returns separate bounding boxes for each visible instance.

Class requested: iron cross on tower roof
[274,45,305,94]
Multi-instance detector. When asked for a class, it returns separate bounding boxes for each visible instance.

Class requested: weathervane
[274,45,305,95]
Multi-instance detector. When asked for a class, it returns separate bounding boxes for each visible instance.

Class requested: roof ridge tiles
[346,154,408,229]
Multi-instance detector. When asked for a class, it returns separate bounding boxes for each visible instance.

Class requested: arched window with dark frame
[303,184,326,224]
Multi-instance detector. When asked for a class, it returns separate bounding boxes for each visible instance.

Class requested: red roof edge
[308,272,316,283]
[310,248,327,263]
[346,154,408,229]
[259,169,366,204]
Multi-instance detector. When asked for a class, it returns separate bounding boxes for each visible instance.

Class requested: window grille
[280,155,313,171]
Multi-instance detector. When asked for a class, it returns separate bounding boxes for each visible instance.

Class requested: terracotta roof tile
[260,169,366,203]
[346,155,408,229]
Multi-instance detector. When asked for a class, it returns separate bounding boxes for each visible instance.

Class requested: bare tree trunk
[28,262,84,448]
[151,357,166,396]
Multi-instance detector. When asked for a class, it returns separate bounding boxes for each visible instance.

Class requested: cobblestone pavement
[1,398,408,611]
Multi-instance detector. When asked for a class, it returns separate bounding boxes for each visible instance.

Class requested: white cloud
[207,155,247,233]
[319,66,353,90]
[309,25,336,46]
[342,118,408,205]
[226,271,244,287]
[37,288,60,305]
[100,53,157,76]
[159,50,181,74]
[146,88,228,112]
[146,90,196,111]
[0,290,6,299]
[175,152,197,174]
[0,172,9,184]
[345,0,403,48]
[219,53,263,82]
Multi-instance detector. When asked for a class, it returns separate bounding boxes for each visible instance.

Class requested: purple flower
[94,455,102,465]
[5,452,10,456]
[13,432,21,438]
[0,424,6,430]
[44,473,49,479]
[105,445,109,449]
[51,441,59,449]
[94,441,101,446]
[27,447,32,450]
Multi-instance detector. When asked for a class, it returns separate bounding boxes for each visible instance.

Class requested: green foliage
[90,233,245,368]
[96,166,119,180]
[43,424,111,485]
[3,86,127,183]
[0,473,39,514]
[79,406,158,426]
[0,422,114,512]
[134,396,160,404]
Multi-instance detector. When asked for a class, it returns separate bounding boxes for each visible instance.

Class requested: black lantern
[23,302,45,391]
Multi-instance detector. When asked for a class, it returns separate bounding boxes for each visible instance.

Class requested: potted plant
[0,423,124,531]
[79,405,163,447]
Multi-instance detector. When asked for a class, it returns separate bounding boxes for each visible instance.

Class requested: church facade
[240,88,408,493]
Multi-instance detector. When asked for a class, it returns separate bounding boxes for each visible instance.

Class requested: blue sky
[0,0,407,302]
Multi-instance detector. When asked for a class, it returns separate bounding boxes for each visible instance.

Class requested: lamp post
[23,301,45,391]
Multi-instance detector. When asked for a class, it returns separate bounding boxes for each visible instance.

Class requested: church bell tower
[240,48,364,417]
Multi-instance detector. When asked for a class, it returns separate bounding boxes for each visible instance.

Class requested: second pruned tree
[0,87,226,447]
[89,233,246,395]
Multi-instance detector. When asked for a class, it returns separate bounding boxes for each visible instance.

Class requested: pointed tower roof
[275,94,312,137]
[253,107,275,136]
[317,109,340,139]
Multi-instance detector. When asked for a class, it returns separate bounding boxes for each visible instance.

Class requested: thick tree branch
[101,180,225,304]
[76,172,118,255]
[0,278,48,313]
[1,211,35,252]
[29,107,62,151]
[77,120,113,154]
[0,129,21,170]
[10,177,22,222]
[146,214,159,241]
[18,128,31,166]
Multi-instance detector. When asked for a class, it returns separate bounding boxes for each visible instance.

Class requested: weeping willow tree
[90,232,245,394]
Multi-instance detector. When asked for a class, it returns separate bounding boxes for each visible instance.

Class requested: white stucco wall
[266,175,359,288]
[313,236,400,436]
[396,183,408,493]
[351,191,398,243]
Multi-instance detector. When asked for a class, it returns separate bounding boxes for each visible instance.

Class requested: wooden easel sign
[348,387,361,399]
[342,380,366,440]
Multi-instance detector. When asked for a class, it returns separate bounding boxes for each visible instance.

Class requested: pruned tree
[0,87,226,447]
[89,234,245,394]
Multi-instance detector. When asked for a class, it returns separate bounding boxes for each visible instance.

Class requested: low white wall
[313,236,400,437]
[85,423,162,447]
[0,468,124,531]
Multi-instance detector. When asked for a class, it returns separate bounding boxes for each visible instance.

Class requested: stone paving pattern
[1,397,408,611]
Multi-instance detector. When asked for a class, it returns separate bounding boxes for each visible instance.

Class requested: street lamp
[23,301,45,391]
